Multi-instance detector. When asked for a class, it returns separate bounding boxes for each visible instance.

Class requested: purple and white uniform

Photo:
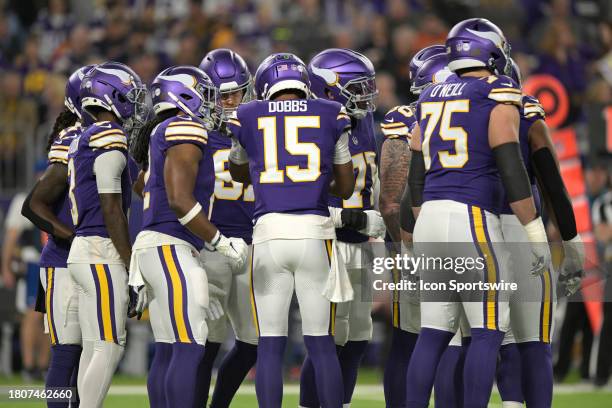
[67,121,132,346]
[413,74,522,333]
[228,98,352,337]
[41,124,81,346]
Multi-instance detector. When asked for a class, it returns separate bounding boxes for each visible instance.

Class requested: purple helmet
[308,48,378,119]
[446,18,511,75]
[199,48,252,121]
[151,66,217,130]
[508,57,521,87]
[409,45,446,85]
[254,53,310,100]
[80,62,148,133]
[411,53,455,95]
[65,64,96,120]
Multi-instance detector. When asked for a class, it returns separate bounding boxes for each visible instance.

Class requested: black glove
[341,209,367,231]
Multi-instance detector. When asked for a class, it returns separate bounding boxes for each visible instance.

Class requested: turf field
[1,372,611,407]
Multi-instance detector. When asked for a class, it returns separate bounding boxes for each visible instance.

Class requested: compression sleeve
[400,186,416,233]
[334,130,352,164]
[94,150,127,194]
[408,150,425,207]
[492,142,533,203]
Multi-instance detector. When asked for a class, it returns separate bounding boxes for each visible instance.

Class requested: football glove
[211,231,248,271]
[127,285,148,320]
[359,210,386,238]
[558,235,585,296]
[204,282,225,321]
[524,217,552,276]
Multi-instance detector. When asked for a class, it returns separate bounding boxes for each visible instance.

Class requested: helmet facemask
[340,76,378,119]
[194,79,219,130]
[123,85,149,139]
[215,80,253,125]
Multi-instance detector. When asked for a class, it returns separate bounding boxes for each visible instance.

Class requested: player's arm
[228,137,251,184]
[133,169,145,198]
[21,163,74,241]
[329,128,354,199]
[529,119,577,240]
[95,150,132,267]
[407,123,424,220]
[379,138,411,243]
[165,144,219,242]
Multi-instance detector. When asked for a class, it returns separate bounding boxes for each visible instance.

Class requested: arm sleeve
[229,137,249,165]
[334,130,352,164]
[408,150,425,207]
[94,150,127,193]
[492,142,533,203]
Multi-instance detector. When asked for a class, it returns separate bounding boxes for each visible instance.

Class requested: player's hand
[212,232,248,271]
[558,235,585,296]
[359,210,386,238]
[524,217,552,276]
[340,209,367,230]
[128,285,148,320]
[204,283,225,320]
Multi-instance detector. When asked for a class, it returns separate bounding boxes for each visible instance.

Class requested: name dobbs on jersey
[268,100,308,112]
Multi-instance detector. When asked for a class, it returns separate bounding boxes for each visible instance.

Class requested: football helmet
[409,45,446,85]
[150,66,218,130]
[308,48,378,119]
[446,18,511,75]
[199,49,253,122]
[65,64,96,120]
[411,53,455,95]
[254,53,310,100]
[508,57,522,87]
[80,62,148,134]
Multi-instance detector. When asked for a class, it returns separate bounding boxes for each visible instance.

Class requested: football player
[198,48,258,408]
[227,53,355,408]
[379,45,446,408]
[128,66,248,408]
[300,48,385,408]
[406,19,549,407]
[494,58,584,408]
[66,62,146,407]
[21,64,94,407]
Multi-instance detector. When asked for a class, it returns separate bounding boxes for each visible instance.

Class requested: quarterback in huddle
[18,15,587,408]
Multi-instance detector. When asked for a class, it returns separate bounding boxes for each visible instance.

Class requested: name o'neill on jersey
[429,82,467,98]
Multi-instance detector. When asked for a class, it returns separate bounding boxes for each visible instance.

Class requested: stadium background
[0,0,610,406]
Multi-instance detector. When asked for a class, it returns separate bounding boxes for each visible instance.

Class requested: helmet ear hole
[117,93,126,103]
[181,93,193,100]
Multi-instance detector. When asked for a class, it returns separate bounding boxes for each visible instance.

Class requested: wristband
[524,217,547,243]
[178,202,202,225]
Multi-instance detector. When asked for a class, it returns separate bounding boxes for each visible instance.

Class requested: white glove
[328,207,344,228]
[559,235,585,296]
[204,282,225,321]
[524,217,552,276]
[359,210,386,238]
[211,231,248,271]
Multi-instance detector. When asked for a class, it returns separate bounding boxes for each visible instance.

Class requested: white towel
[322,239,354,302]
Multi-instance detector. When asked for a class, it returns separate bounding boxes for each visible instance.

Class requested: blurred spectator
[0,70,37,189]
[32,0,74,63]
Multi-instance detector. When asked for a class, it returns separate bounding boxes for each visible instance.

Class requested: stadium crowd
[0,0,610,388]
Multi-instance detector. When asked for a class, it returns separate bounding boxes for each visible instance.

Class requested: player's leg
[199,249,233,406]
[70,263,127,407]
[503,214,554,408]
[434,331,465,408]
[155,244,209,408]
[42,266,82,408]
[496,329,523,408]
[406,201,465,408]
[384,269,419,408]
[461,206,509,408]
[251,240,295,408]
[210,254,258,408]
[295,239,343,408]
[339,267,373,406]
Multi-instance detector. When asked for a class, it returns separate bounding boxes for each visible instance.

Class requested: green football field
[1,372,611,407]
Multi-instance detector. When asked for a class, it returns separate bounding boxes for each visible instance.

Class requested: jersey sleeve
[483,75,522,106]
[88,122,128,151]
[380,105,416,142]
[48,126,79,165]
[163,116,209,152]
[522,95,545,120]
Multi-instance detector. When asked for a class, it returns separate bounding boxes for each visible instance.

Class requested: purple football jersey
[499,94,545,215]
[142,115,215,250]
[67,121,132,238]
[40,124,81,268]
[228,98,351,220]
[207,130,254,244]
[381,104,417,142]
[416,74,522,214]
[329,112,377,243]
